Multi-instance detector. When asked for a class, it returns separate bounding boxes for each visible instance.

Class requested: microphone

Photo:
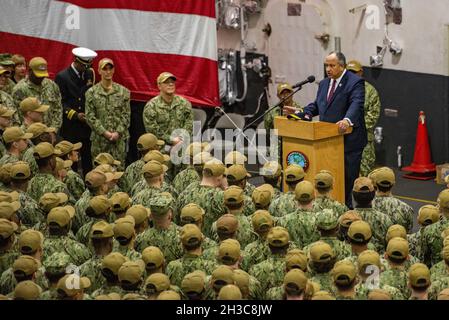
[292,76,316,89]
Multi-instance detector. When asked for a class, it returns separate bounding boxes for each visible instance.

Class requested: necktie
[327,79,337,103]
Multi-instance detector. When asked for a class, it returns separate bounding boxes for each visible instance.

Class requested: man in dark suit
[284,52,367,208]
[55,47,97,176]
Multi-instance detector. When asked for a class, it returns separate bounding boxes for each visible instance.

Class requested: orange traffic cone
[402,111,436,180]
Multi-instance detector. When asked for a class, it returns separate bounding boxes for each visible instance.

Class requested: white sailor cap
[72,47,97,64]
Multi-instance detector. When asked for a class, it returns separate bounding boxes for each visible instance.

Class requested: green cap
[285,164,305,182]
[43,252,72,274]
[0,53,14,66]
[277,83,294,95]
[316,209,338,230]
[148,192,174,216]
[346,60,363,72]
[29,57,49,78]
[98,58,114,70]
[0,105,15,118]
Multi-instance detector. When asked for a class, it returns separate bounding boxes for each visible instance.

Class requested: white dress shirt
[328,69,353,126]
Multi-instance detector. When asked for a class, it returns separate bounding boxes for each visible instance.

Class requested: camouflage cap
[47,206,75,227]
[55,140,82,156]
[285,164,305,182]
[39,193,68,213]
[277,83,293,95]
[294,180,315,202]
[143,150,170,164]
[29,57,49,78]
[218,239,241,265]
[218,284,242,300]
[57,274,91,297]
[95,293,121,300]
[156,290,181,300]
[148,192,174,216]
[0,65,10,76]
[224,151,247,166]
[0,191,19,202]
[142,160,168,178]
[438,288,449,300]
[43,252,71,274]
[192,151,213,166]
[118,261,144,284]
[126,205,150,226]
[14,280,42,300]
[142,246,165,271]
[251,210,274,233]
[13,255,40,275]
[283,269,308,292]
[408,263,430,288]
[316,209,338,230]
[357,250,382,270]
[232,269,250,297]
[226,165,251,182]
[267,226,290,247]
[0,53,14,66]
[110,192,132,213]
[260,161,282,178]
[0,218,18,238]
[157,72,176,84]
[95,164,123,180]
[346,60,363,73]
[86,195,111,216]
[9,161,31,180]
[285,249,308,271]
[137,133,164,151]
[90,221,114,239]
[368,289,392,300]
[182,270,206,294]
[311,291,336,300]
[20,98,50,113]
[203,159,226,177]
[98,58,114,70]
[437,189,449,210]
[224,185,245,206]
[94,152,120,167]
[418,205,440,226]
[348,220,372,243]
[386,224,407,243]
[252,184,274,208]
[332,260,357,286]
[372,167,395,187]
[18,229,43,254]
[314,170,334,189]
[0,105,15,118]
[113,215,136,240]
[3,126,33,143]
[102,252,128,275]
[33,142,62,160]
[145,273,171,294]
[55,157,73,172]
[308,241,335,263]
[0,201,20,220]
[85,169,113,188]
[216,214,239,235]
[211,265,235,288]
[180,203,205,224]
[180,223,203,247]
[338,210,362,228]
[353,177,375,193]
[386,237,409,260]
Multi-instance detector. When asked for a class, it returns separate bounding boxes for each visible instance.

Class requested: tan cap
[3,126,33,143]
[57,274,91,297]
[18,229,43,254]
[95,293,121,300]
[311,291,336,300]
[55,157,73,172]
[33,142,62,159]
[218,239,241,265]
[348,220,372,243]
[353,177,375,193]
[372,167,395,187]
[203,159,226,177]
[294,180,315,202]
[386,237,409,260]
[113,215,136,240]
[386,224,407,243]
[137,133,164,151]
[110,192,132,212]
[346,60,363,72]
[443,244,449,261]
[20,98,49,113]
[9,161,31,180]
[216,214,239,235]
[267,226,290,247]
[95,164,123,180]
[0,191,19,202]
[13,255,40,275]
[98,58,114,70]
[14,280,42,300]
[86,195,111,216]
[277,83,293,95]
[252,184,274,208]
[157,290,181,300]
[332,260,357,286]
[223,185,245,206]
[260,161,282,178]
[285,249,308,271]
[314,170,334,189]
[226,165,250,182]
[437,189,449,210]
[39,193,68,212]
[212,265,235,289]
[85,169,113,188]
[180,203,205,225]
[251,210,274,233]
[94,153,120,167]
[126,205,150,226]
[224,151,247,166]
[47,206,75,227]
[232,269,250,297]
[90,220,114,239]
[192,151,213,166]
[0,105,15,118]
[143,150,170,164]
[283,269,308,292]
[368,289,392,300]
[438,288,449,300]
[29,57,48,78]
[408,263,430,288]
[55,140,82,156]
[180,223,203,247]
[145,273,171,294]
[157,72,176,84]
[285,164,305,182]
[0,201,20,220]
[118,261,144,284]
[218,284,242,300]
[142,246,164,271]
[0,218,18,238]
[357,250,382,270]
[185,142,210,159]
[418,205,440,226]
[182,270,206,294]
[0,164,13,184]
[102,252,128,275]
[142,160,168,178]
[308,241,335,263]
[338,210,362,228]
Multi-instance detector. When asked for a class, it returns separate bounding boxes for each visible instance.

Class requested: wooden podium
[274,116,352,203]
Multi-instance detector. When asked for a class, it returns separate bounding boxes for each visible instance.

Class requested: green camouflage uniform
[64,170,85,201]
[248,254,288,296]
[131,185,164,208]
[80,256,106,293]
[310,273,335,294]
[90,284,123,298]
[379,267,409,297]
[268,192,296,217]
[85,82,130,170]
[313,196,348,217]
[242,196,256,217]
[420,216,449,266]
[42,235,91,266]
[430,261,449,282]
[0,265,49,295]
[1,78,15,95]
[112,241,142,261]
[0,90,21,126]
[27,173,74,204]
[166,253,218,287]
[277,209,320,248]
[354,208,394,252]
[12,78,63,131]
[130,179,175,198]
[360,82,381,177]
[303,236,352,262]
[428,277,449,300]
[0,153,19,166]
[244,183,256,198]
[21,147,38,176]
[372,195,414,233]
[0,238,19,276]
[16,190,45,228]
[241,238,271,272]
[408,230,424,261]
[76,218,105,247]
[172,166,199,196]
[355,282,405,300]
[121,159,144,194]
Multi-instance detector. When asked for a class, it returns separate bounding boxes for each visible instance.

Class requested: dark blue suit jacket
[303,71,367,153]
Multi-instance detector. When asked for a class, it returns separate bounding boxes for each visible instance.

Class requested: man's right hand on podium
[282,106,298,115]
